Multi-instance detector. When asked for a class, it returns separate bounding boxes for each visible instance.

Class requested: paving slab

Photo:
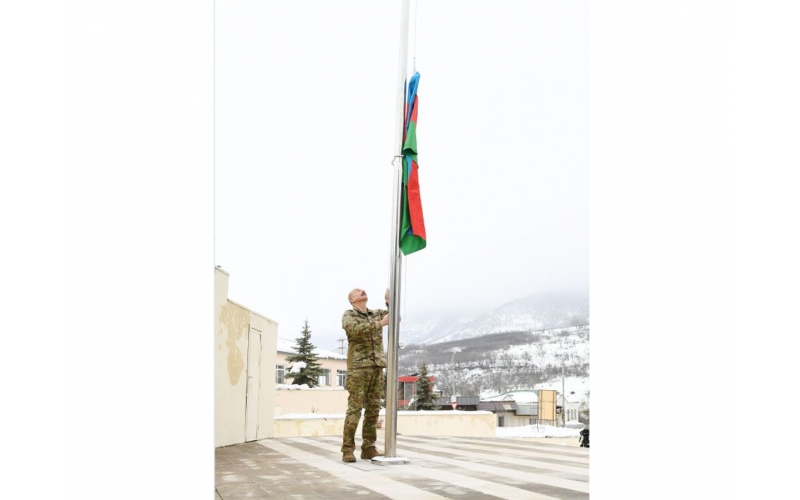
[215,435,589,500]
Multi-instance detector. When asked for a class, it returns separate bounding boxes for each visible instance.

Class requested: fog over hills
[399,290,589,345]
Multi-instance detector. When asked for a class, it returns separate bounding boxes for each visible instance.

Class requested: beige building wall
[215,267,278,448]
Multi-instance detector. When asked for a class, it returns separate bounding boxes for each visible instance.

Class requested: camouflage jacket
[342,306,388,369]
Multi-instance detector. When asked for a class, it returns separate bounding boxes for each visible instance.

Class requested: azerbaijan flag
[399,72,426,255]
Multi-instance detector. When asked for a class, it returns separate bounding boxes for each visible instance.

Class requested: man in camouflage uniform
[340,287,390,462]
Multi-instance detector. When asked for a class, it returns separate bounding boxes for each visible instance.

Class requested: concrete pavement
[215,434,589,499]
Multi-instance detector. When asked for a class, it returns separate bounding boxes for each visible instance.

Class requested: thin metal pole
[451,351,456,397]
[385,0,410,459]
[562,364,566,427]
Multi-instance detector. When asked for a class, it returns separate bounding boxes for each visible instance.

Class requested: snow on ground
[496,423,582,438]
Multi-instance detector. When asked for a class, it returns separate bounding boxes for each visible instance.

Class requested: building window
[529,418,534,425]
[319,369,330,386]
[337,370,347,387]
[498,415,505,428]
[275,365,285,384]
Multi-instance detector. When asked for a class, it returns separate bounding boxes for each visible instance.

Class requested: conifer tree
[284,319,324,387]
[415,362,437,410]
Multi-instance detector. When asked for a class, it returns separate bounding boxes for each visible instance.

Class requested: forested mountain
[398,324,590,404]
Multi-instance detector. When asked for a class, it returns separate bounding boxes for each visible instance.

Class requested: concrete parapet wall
[273,416,352,438]
[273,410,496,438]
[274,387,349,417]
[397,410,496,437]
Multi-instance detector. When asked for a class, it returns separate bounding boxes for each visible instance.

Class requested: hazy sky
[215,0,588,348]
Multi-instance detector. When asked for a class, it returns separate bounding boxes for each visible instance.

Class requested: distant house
[558,393,582,423]
[397,374,437,409]
[480,391,534,427]
[276,337,348,388]
[477,389,580,427]
[478,400,529,428]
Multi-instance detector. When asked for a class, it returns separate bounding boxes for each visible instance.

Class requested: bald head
[349,288,368,310]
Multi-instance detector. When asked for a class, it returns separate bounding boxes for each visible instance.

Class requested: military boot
[360,447,383,460]
[342,451,356,462]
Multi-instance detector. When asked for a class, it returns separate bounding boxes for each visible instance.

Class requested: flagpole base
[371,456,411,466]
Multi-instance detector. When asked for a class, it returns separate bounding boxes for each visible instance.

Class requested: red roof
[397,375,435,382]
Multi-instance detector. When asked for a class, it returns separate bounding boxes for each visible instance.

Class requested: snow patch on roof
[275,384,345,391]
[480,376,589,405]
[277,337,346,360]
[482,390,539,403]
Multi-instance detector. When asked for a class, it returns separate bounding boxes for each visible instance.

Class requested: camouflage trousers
[341,366,383,453]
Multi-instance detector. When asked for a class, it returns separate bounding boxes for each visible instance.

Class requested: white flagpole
[383,0,410,462]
